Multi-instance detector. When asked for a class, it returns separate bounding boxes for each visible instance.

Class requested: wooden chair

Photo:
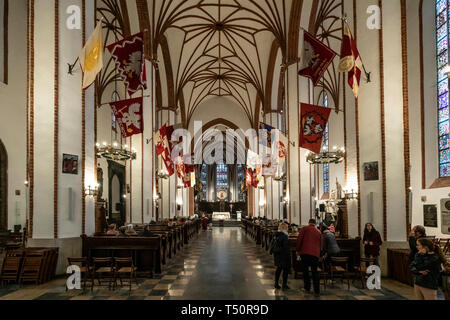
[329,257,351,290]
[92,257,115,290]
[67,257,94,292]
[19,250,45,285]
[441,239,450,256]
[317,259,328,292]
[113,257,138,293]
[0,250,24,286]
[353,257,375,289]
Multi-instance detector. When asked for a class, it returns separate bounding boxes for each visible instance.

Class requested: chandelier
[96,142,136,161]
[307,147,345,165]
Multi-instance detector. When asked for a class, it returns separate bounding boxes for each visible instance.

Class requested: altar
[212,212,231,221]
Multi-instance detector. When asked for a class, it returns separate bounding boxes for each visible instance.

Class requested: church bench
[387,249,413,286]
[81,235,163,277]
[147,226,176,259]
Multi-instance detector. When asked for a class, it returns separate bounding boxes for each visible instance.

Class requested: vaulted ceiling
[97,0,343,128]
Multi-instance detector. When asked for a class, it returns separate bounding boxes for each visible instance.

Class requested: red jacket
[296,224,322,258]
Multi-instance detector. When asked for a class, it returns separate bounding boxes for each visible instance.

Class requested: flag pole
[68,17,104,75]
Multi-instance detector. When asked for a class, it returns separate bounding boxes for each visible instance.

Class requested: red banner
[339,23,363,98]
[107,32,147,96]
[110,97,144,138]
[175,156,196,188]
[154,124,175,177]
[154,124,174,156]
[246,169,260,189]
[298,31,336,86]
[299,103,331,154]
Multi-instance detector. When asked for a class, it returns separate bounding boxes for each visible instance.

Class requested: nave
[0,228,413,301]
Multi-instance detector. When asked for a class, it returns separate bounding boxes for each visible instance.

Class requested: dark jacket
[296,224,322,258]
[272,231,291,269]
[363,230,382,257]
[322,232,340,257]
[410,252,442,290]
[409,236,425,263]
[138,229,154,237]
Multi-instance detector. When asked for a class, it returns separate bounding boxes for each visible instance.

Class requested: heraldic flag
[174,155,196,188]
[79,21,103,89]
[110,97,144,138]
[272,130,289,169]
[246,150,262,188]
[259,122,274,148]
[299,103,331,154]
[107,32,147,96]
[338,23,363,98]
[154,124,175,176]
[299,30,336,86]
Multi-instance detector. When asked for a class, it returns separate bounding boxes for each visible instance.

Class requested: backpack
[270,235,283,255]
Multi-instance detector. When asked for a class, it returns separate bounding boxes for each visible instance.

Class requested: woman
[271,223,291,290]
[124,224,137,236]
[410,238,443,300]
[322,225,340,268]
[363,223,383,266]
[409,225,427,263]
[106,224,119,236]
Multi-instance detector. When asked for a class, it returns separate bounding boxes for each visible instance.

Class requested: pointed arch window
[437,0,450,177]
[323,92,330,194]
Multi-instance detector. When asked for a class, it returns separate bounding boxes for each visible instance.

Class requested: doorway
[108,160,125,227]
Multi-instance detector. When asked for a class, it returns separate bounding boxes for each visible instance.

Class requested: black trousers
[301,254,320,294]
[275,266,289,286]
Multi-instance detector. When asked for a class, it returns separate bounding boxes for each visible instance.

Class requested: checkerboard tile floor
[0,228,415,300]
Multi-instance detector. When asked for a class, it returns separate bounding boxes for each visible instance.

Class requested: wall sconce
[344,189,358,200]
[176,198,183,212]
[157,169,170,180]
[283,195,290,204]
[123,194,127,199]
[153,193,160,201]
[259,199,266,207]
[85,184,99,197]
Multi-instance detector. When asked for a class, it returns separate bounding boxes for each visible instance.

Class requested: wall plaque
[440,198,450,235]
[423,205,437,228]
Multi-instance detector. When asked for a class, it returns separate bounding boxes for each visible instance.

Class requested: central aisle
[182,227,272,300]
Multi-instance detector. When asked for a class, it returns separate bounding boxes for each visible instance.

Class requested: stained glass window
[322,92,330,194]
[200,164,207,201]
[237,164,245,202]
[437,0,450,177]
[216,164,228,195]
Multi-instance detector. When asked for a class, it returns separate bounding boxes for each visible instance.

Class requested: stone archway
[0,139,7,231]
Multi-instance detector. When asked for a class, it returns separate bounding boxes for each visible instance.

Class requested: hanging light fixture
[96,141,137,161]
[306,146,345,165]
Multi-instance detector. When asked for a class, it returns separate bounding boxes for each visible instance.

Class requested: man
[296,219,322,297]
[139,224,155,237]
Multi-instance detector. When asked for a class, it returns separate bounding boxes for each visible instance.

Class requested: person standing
[271,223,291,290]
[409,225,427,263]
[410,238,444,300]
[363,223,383,266]
[296,219,322,297]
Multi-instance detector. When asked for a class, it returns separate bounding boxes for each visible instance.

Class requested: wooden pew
[81,235,163,277]
[148,226,176,259]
